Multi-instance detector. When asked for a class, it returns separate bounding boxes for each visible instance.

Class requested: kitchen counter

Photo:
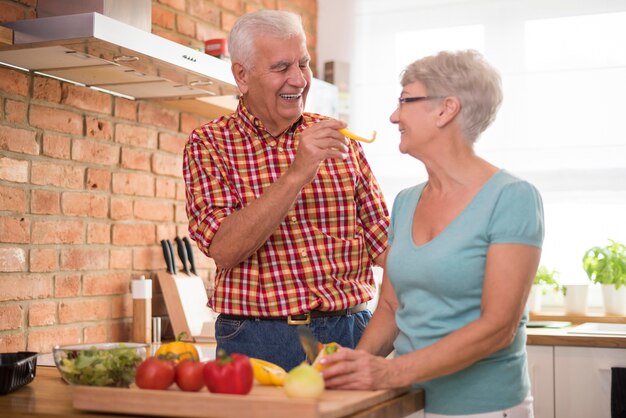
[527,324,626,348]
[0,367,424,418]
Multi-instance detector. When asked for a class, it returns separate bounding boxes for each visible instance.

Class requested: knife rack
[156,272,217,343]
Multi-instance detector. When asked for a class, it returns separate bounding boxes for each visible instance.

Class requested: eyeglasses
[397,96,443,105]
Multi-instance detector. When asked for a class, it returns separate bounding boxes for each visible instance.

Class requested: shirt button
[277,146,284,152]
[301,249,307,258]
[290,216,297,225]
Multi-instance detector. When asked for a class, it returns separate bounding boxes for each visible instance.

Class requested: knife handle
[165,239,177,275]
[175,236,190,275]
[182,237,197,275]
[160,240,174,274]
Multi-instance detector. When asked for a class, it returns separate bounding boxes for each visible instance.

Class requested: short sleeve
[488,180,544,248]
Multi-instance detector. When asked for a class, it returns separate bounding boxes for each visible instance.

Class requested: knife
[165,239,177,275]
[160,239,174,274]
[297,325,321,364]
[175,236,191,275]
[182,237,197,275]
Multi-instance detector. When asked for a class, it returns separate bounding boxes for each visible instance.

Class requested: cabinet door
[527,345,555,418]
[555,346,626,418]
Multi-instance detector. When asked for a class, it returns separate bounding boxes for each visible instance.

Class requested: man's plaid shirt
[184,100,389,317]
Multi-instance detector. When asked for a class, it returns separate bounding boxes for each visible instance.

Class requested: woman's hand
[320,348,396,390]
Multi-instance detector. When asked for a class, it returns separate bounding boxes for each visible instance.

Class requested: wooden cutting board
[72,384,414,418]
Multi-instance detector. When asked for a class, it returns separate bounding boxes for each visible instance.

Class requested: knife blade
[175,236,191,275]
[182,236,197,275]
[296,325,321,364]
[160,239,174,274]
[165,239,177,275]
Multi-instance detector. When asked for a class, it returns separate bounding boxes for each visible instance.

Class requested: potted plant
[528,266,561,313]
[582,239,626,315]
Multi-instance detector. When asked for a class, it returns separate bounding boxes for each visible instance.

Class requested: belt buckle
[287,312,311,325]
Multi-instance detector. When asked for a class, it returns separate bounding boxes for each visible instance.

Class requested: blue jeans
[215,310,372,371]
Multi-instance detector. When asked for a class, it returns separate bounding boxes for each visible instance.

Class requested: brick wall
[0,0,318,353]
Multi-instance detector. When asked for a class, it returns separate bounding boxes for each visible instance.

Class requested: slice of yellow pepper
[339,128,377,143]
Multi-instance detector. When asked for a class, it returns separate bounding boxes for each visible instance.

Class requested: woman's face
[389,81,441,156]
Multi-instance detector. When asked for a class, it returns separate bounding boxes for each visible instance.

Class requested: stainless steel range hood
[0,12,239,102]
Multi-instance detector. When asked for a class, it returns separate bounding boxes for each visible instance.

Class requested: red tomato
[135,357,175,390]
[175,360,205,392]
[203,350,253,395]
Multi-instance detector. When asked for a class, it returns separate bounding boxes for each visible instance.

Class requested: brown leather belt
[219,303,368,325]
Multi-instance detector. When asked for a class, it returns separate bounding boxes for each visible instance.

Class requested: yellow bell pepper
[249,358,287,386]
[313,342,340,371]
[154,332,199,364]
[339,128,377,143]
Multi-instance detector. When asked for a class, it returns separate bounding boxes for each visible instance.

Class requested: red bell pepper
[203,349,254,395]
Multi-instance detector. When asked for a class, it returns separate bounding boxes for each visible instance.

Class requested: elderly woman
[321,50,544,418]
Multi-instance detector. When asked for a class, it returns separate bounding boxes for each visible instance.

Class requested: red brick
[86,116,113,140]
[110,248,132,269]
[175,203,187,223]
[158,0,186,11]
[138,102,179,131]
[111,197,133,220]
[134,199,173,222]
[0,247,27,272]
[29,104,83,135]
[0,304,23,330]
[112,172,154,197]
[152,152,182,177]
[244,2,263,13]
[54,274,81,298]
[221,12,238,32]
[86,168,111,191]
[72,139,120,165]
[112,224,155,245]
[31,161,84,189]
[0,275,53,302]
[180,113,201,135]
[176,14,196,38]
[159,132,187,154]
[111,294,132,319]
[27,327,81,353]
[5,99,28,124]
[31,220,84,245]
[61,84,113,114]
[213,0,244,14]
[42,133,71,159]
[0,216,29,243]
[188,0,221,26]
[30,248,58,273]
[60,248,108,270]
[31,189,61,214]
[0,68,29,97]
[83,272,130,296]
[153,6,175,30]
[115,123,158,148]
[114,97,137,121]
[33,76,62,103]
[176,181,186,200]
[121,148,151,171]
[0,184,26,212]
[133,246,167,270]
[62,192,108,218]
[156,224,177,243]
[88,222,110,244]
[28,302,56,326]
[153,29,190,46]
[59,299,111,323]
[83,324,108,343]
[156,177,177,199]
[0,333,26,352]
[0,125,38,154]
[0,156,29,183]
[195,23,227,44]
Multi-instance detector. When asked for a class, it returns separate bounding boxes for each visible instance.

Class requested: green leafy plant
[582,239,626,289]
[534,265,561,295]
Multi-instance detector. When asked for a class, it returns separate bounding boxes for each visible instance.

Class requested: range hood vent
[0,12,239,101]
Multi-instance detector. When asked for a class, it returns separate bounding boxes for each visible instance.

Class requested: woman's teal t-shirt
[387,170,544,415]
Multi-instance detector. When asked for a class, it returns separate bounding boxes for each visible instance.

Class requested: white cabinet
[554,346,626,418]
[527,345,626,418]
[527,345,555,418]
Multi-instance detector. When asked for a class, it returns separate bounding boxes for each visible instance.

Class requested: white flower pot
[601,285,626,316]
[527,285,543,313]
[563,284,589,315]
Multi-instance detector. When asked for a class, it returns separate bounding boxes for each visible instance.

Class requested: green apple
[283,362,325,399]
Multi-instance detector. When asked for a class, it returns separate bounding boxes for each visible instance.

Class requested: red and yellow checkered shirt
[183,100,389,317]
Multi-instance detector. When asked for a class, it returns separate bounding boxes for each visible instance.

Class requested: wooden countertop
[526,326,626,348]
[0,367,424,418]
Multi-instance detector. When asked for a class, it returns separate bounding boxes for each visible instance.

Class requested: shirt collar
[236,97,304,140]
